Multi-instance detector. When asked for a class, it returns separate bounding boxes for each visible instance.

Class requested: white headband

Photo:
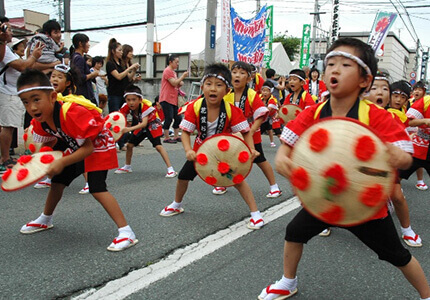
[325,50,372,77]
[123,92,143,98]
[374,76,389,82]
[200,74,232,88]
[17,86,55,95]
[392,90,409,97]
[288,74,306,82]
[54,64,71,74]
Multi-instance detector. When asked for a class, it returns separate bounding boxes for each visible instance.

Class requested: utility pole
[146,0,154,78]
[63,0,71,48]
[256,0,261,12]
[0,0,5,17]
[310,0,325,64]
[204,0,217,65]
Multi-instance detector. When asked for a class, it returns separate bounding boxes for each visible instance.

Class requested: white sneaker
[165,171,177,178]
[212,187,227,195]
[34,178,51,189]
[79,186,89,194]
[114,167,132,174]
[270,142,276,148]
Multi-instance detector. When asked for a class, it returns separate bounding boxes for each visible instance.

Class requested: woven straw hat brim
[2,151,64,192]
[278,104,302,124]
[290,117,395,226]
[105,112,126,141]
[195,134,253,187]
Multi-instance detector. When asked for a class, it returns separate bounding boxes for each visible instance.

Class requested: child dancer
[410,81,428,190]
[33,64,90,194]
[368,75,422,247]
[159,63,264,230]
[213,62,281,198]
[284,69,316,110]
[260,81,279,148]
[17,69,137,252]
[305,67,327,103]
[115,85,177,178]
[258,38,430,300]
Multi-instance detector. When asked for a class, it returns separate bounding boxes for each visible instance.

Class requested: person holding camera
[0,16,44,173]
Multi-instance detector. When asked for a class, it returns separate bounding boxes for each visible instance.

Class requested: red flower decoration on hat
[218,162,230,174]
[23,133,28,142]
[113,126,121,133]
[320,205,344,224]
[2,168,12,181]
[233,174,245,184]
[40,146,53,152]
[16,168,29,181]
[217,139,230,151]
[291,167,310,191]
[205,176,217,185]
[105,122,112,129]
[29,144,36,153]
[360,184,384,207]
[282,107,289,115]
[309,128,329,152]
[112,114,120,121]
[18,155,32,165]
[238,151,250,163]
[40,154,55,164]
[355,135,376,161]
[323,164,348,195]
[196,153,208,165]
[295,110,301,117]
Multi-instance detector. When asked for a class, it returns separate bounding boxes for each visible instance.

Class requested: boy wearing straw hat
[159,63,265,230]
[258,38,430,299]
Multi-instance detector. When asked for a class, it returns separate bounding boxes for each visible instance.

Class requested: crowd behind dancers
[0,15,429,298]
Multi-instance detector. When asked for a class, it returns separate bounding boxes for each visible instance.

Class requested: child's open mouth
[376,98,383,105]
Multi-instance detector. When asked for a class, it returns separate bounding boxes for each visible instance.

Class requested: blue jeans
[108,95,124,113]
[160,101,182,130]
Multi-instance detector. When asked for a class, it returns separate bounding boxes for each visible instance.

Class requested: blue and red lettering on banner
[230,6,267,66]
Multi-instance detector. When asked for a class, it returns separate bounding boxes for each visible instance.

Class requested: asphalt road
[1,135,429,300]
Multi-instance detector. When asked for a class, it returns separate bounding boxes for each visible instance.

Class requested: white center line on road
[72,196,300,300]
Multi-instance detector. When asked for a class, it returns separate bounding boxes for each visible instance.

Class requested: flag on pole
[299,24,311,68]
[263,5,274,68]
[368,11,397,55]
[230,5,268,65]
[219,0,232,63]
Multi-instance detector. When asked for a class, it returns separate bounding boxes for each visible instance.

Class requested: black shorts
[51,160,84,186]
[398,157,430,179]
[88,170,108,193]
[178,160,198,181]
[128,130,162,148]
[273,127,282,136]
[253,143,266,164]
[260,120,272,133]
[285,208,411,267]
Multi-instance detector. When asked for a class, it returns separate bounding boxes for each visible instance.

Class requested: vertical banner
[330,0,340,45]
[219,0,231,63]
[367,11,397,54]
[263,5,273,68]
[299,24,311,69]
[230,5,267,65]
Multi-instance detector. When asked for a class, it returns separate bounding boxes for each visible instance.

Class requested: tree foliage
[273,35,301,61]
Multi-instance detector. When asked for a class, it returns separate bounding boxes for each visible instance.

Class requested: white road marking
[72,197,300,300]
